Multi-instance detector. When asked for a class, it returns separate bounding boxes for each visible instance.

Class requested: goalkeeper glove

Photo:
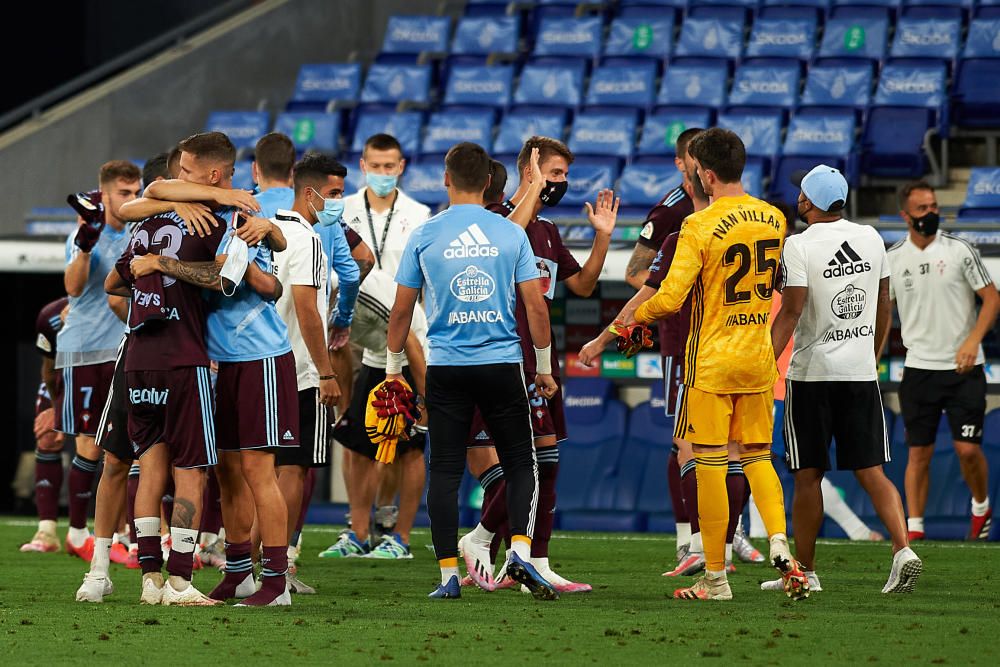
[67,191,105,253]
[608,319,654,358]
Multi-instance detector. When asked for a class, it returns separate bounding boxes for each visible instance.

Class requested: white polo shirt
[341,187,430,368]
[272,209,328,390]
[781,219,890,382]
[887,232,994,371]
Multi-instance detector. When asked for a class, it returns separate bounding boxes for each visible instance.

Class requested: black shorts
[333,364,426,461]
[96,335,133,462]
[783,379,890,472]
[275,388,332,468]
[899,366,986,446]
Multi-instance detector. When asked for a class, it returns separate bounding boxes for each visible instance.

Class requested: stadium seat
[818,17,889,61]
[569,112,638,159]
[717,111,783,175]
[745,15,818,61]
[442,64,514,108]
[532,16,603,59]
[962,17,1000,58]
[274,112,340,153]
[742,161,765,198]
[617,157,684,215]
[451,15,519,56]
[674,12,744,61]
[728,61,800,109]
[350,109,422,156]
[360,64,432,106]
[233,160,254,191]
[638,108,712,157]
[656,62,729,109]
[952,58,1000,128]
[616,381,675,519]
[513,61,586,109]
[421,110,495,155]
[204,111,268,151]
[494,109,568,155]
[800,63,874,111]
[400,161,447,207]
[558,157,621,212]
[772,112,856,206]
[603,16,674,60]
[889,15,961,61]
[957,167,1000,220]
[286,63,362,112]
[862,62,947,179]
[380,15,451,55]
[585,62,657,109]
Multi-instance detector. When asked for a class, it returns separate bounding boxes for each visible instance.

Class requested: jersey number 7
[723,239,780,305]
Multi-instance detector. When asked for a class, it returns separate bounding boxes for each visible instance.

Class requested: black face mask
[912,211,940,237]
[539,180,568,208]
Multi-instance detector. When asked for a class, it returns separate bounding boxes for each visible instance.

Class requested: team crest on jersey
[639,222,654,239]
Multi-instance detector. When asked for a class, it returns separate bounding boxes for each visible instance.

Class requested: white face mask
[218,230,250,297]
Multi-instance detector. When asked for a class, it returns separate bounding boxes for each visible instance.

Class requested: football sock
[259,546,288,591]
[741,451,787,537]
[200,473,223,536]
[972,496,990,516]
[694,451,729,573]
[92,537,112,577]
[668,448,687,524]
[135,516,162,575]
[725,462,745,545]
[511,535,531,561]
[166,527,198,581]
[439,557,459,586]
[39,519,57,535]
[531,447,559,559]
[34,450,62,524]
[725,543,733,563]
[477,464,507,533]
[689,531,703,554]
[680,460,700,533]
[907,517,924,533]
[126,464,139,543]
[68,455,98,531]
[210,541,252,601]
[822,478,871,540]
[67,526,90,547]
[676,522,691,550]
[470,522,494,543]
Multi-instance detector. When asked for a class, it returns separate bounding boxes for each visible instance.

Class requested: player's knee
[953,441,983,463]
[102,453,129,479]
[906,446,934,467]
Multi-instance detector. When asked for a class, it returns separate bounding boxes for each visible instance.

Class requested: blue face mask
[366,172,398,198]
[310,189,345,226]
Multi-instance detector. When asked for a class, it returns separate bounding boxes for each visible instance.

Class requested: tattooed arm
[130,254,224,291]
[625,243,657,291]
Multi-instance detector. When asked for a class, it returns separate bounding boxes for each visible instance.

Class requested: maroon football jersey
[644,231,692,358]
[636,186,693,251]
[118,212,226,372]
[35,296,69,359]
[487,201,581,376]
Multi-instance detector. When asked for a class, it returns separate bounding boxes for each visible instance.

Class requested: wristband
[534,345,552,375]
[319,374,337,380]
[385,349,405,375]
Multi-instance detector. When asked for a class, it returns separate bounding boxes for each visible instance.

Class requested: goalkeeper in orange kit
[628,128,808,601]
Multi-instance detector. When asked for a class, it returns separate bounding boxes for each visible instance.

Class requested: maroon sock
[531,449,559,559]
[200,471,223,535]
[34,450,63,522]
[726,463,746,545]
[479,476,508,533]
[297,468,317,535]
[667,449,687,523]
[209,540,253,601]
[680,461,699,533]
[138,535,163,574]
[741,469,752,511]
[68,455,98,529]
[240,545,288,606]
[490,525,510,566]
[127,466,139,543]
[166,548,194,581]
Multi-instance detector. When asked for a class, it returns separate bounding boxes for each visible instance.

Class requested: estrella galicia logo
[831,284,866,320]
[450,266,496,303]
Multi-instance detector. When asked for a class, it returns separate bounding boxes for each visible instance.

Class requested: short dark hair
[254,132,296,182]
[166,145,182,178]
[688,128,746,184]
[676,128,703,158]
[177,131,236,169]
[516,136,574,179]
[292,153,348,194]
[142,153,170,186]
[897,180,935,209]
[484,160,508,203]
[363,133,403,158]
[99,160,142,185]
[445,143,492,193]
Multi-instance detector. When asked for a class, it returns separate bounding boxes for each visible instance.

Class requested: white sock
[440,565,459,586]
[725,543,733,562]
[511,538,531,561]
[91,537,112,577]
[471,523,494,543]
[531,556,549,572]
[200,531,218,547]
[287,545,298,561]
[748,495,767,539]
[972,497,990,517]
[116,530,131,547]
[769,532,788,545]
[736,515,744,534]
[689,532,703,554]
[67,526,90,547]
[170,527,198,555]
[821,477,871,541]
[706,568,726,580]
[38,519,56,535]
[907,517,924,533]
[676,522,691,548]
[134,517,160,539]
[160,534,170,547]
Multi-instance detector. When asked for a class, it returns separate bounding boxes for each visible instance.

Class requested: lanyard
[364,193,396,270]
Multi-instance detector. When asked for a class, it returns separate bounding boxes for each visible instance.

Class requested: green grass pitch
[2,519,998,665]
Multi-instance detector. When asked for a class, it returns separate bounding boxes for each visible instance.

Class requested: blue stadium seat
[462,1,509,18]
[728,61,800,109]
[287,63,362,112]
[569,112,638,159]
[204,111,269,151]
[494,110,567,155]
[745,15,818,61]
[421,110,495,154]
[585,62,657,109]
[604,16,674,59]
[380,15,450,55]
[233,160,254,190]
[451,15,519,56]
[656,62,729,109]
[718,111,783,170]
[360,64,432,105]
[674,13,744,61]
[533,16,603,58]
[742,161,765,198]
[637,108,712,156]
[818,17,889,61]
[274,112,340,153]
[617,387,675,518]
[957,168,1000,220]
[889,16,961,61]
[772,112,856,205]
[800,63,873,110]
[513,61,586,108]
[559,157,621,211]
[351,110,422,155]
[952,59,1000,128]
[442,64,514,108]
[963,18,1000,58]
[400,161,447,207]
[903,0,969,20]
[759,2,827,22]
[617,157,684,213]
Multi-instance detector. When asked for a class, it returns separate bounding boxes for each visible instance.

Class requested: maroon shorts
[663,355,685,418]
[126,366,216,469]
[55,361,115,436]
[467,375,567,447]
[216,352,300,451]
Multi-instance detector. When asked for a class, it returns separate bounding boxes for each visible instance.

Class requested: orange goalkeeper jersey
[634,194,786,394]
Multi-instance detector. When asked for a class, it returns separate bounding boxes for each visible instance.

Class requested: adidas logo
[282,430,294,441]
[823,241,871,278]
[474,430,490,441]
[180,535,197,545]
[902,268,912,277]
[444,223,499,259]
[687,424,696,433]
